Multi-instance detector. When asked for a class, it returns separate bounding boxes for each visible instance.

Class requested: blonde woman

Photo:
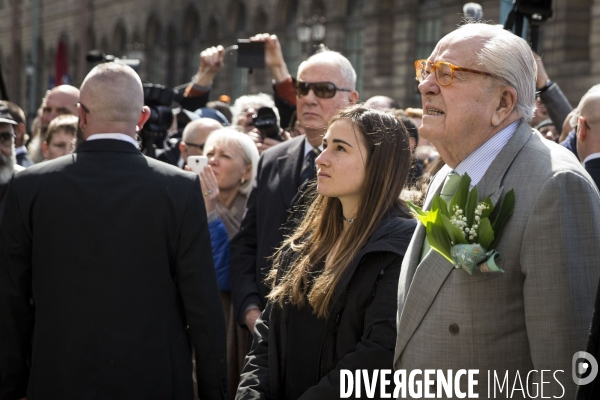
[193,127,259,399]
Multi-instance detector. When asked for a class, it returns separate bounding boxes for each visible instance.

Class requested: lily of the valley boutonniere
[407,173,515,275]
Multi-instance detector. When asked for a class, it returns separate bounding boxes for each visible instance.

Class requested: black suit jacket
[0,139,227,400]
[585,157,600,190]
[230,135,305,325]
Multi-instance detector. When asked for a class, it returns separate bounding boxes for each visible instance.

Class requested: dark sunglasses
[0,131,15,146]
[294,81,352,99]
[184,142,204,151]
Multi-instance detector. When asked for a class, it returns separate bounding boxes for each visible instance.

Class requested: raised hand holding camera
[250,33,291,83]
[193,45,225,87]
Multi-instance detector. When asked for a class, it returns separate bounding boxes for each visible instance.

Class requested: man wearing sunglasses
[229,34,359,336]
[394,23,600,399]
[179,117,224,168]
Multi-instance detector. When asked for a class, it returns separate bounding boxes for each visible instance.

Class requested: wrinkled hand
[250,33,290,83]
[199,165,219,215]
[533,52,550,89]
[244,308,262,333]
[194,45,225,86]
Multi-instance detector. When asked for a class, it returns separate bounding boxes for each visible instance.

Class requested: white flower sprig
[450,203,490,242]
[406,173,515,263]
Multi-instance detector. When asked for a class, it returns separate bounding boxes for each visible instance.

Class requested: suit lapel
[395,121,532,364]
[398,165,452,304]
[276,137,305,209]
[395,249,455,361]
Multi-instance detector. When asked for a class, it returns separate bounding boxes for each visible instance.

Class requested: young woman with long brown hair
[236,105,416,400]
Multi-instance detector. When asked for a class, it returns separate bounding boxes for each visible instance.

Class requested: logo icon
[573,351,598,385]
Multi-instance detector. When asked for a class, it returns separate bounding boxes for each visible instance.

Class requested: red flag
[54,38,68,87]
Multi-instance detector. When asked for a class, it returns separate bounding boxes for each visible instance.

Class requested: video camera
[504,0,553,53]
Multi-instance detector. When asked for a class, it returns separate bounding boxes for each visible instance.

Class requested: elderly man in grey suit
[394,23,600,399]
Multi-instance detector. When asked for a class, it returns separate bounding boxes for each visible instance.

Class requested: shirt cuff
[183,83,209,98]
[274,76,296,106]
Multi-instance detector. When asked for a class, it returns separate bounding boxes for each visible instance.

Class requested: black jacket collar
[75,138,141,155]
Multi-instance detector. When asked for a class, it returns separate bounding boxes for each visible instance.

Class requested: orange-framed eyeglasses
[414,59,494,86]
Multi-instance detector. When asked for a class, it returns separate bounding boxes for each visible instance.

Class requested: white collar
[583,152,600,165]
[86,133,139,148]
[454,120,520,187]
[303,136,323,157]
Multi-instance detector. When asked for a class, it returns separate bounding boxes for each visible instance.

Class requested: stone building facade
[0,0,598,123]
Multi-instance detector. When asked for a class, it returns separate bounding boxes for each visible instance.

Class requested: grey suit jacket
[394,120,600,399]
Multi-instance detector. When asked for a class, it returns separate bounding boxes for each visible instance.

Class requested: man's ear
[78,104,87,127]
[137,106,151,131]
[349,91,359,105]
[15,123,26,139]
[178,141,187,158]
[577,115,588,141]
[491,86,517,127]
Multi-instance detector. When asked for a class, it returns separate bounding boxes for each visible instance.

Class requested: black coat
[236,215,416,400]
[578,278,600,400]
[0,139,227,400]
[230,136,306,325]
[584,157,600,191]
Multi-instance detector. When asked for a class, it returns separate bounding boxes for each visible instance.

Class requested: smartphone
[237,39,265,69]
[188,156,208,175]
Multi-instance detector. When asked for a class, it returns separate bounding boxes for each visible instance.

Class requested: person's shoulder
[260,135,305,162]
[364,213,417,255]
[13,155,73,178]
[146,156,197,181]
[517,128,586,178]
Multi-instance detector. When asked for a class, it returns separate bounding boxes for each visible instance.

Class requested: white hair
[203,127,259,196]
[456,23,537,122]
[230,93,280,127]
[298,50,357,90]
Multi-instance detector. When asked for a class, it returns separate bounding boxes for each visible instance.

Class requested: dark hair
[267,104,412,317]
[391,109,419,146]
[207,101,233,123]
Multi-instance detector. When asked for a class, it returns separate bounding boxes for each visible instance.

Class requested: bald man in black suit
[0,63,227,400]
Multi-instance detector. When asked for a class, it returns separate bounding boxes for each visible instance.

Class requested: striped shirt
[454,120,520,187]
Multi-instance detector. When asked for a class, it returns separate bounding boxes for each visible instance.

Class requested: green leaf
[464,185,479,227]
[441,214,468,245]
[426,220,453,262]
[490,189,515,248]
[432,196,450,218]
[477,217,494,249]
[406,200,426,217]
[449,173,472,214]
[479,196,494,219]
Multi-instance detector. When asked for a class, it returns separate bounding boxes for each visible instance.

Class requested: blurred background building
[0,0,596,122]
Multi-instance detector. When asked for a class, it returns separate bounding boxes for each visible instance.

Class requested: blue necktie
[300,148,320,185]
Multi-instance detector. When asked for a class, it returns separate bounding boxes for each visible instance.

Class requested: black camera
[252,107,284,141]
[504,0,553,53]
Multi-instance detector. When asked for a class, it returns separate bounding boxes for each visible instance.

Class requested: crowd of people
[1,20,600,400]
